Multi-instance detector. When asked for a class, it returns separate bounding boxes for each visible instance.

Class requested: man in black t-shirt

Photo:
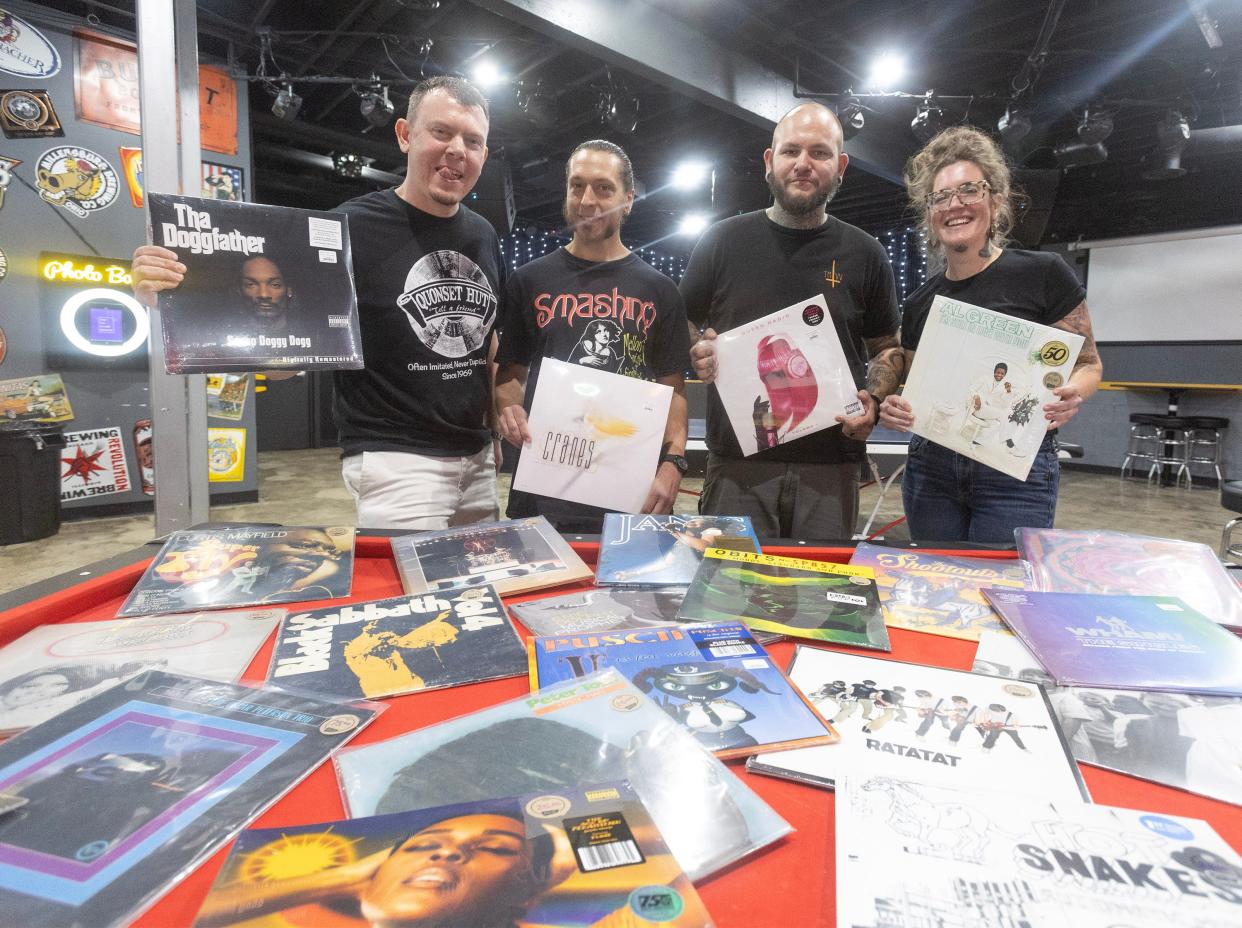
[681,103,899,541]
[495,140,690,533]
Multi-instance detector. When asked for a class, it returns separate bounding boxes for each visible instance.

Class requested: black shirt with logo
[333,189,503,457]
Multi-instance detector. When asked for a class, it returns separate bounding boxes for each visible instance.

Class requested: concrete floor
[0,448,1235,596]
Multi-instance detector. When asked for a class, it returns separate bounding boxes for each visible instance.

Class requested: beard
[563,202,625,241]
[767,171,841,216]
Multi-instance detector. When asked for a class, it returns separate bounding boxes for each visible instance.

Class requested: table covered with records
[0,531,1240,928]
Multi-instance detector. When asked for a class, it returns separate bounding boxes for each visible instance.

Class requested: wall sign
[0,325,7,366]
[0,373,73,422]
[35,146,120,217]
[0,8,61,79]
[0,153,16,209]
[39,252,148,370]
[61,426,131,501]
[0,246,6,282]
[118,145,141,206]
[207,427,245,482]
[201,161,243,201]
[0,88,63,138]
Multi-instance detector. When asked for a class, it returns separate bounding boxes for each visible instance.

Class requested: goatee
[767,172,841,216]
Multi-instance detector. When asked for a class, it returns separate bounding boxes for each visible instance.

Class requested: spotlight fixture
[472,59,504,89]
[332,152,365,179]
[272,83,302,121]
[866,52,905,90]
[359,80,394,129]
[997,106,1032,149]
[1143,110,1191,180]
[910,92,945,143]
[1053,138,1108,169]
[1076,107,1113,145]
[678,213,709,236]
[837,96,865,141]
[671,160,711,191]
[597,90,640,134]
[515,82,558,129]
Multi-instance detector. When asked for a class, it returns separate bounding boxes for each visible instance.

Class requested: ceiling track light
[332,152,366,179]
[1053,137,1108,169]
[997,105,1032,149]
[1076,106,1113,145]
[597,89,639,134]
[515,81,558,129]
[359,79,394,129]
[272,82,302,121]
[836,94,865,141]
[910,91,946,144]
[1143,110,1191,180]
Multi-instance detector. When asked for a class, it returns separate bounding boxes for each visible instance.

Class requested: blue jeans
[901,434,1060,544]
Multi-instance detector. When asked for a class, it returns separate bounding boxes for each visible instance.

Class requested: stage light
[910,92,945,143]
[472,59,504,89]
[1143,110,1190,179]
[515,82,558,129]
[1053,138,1108,168]
[272,83,302,121]
[866,53,904,90]
[1076,107,1113,145]
[671,160,711,190]
[597,90,640,134]
[333,153,365,178]
[359,83,394,129]
[678,213,709,236]
[997,106,1032,148]
[837,98,865,141]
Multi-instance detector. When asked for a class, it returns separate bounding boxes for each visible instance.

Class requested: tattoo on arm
[1054,301,1102,372]
[866,346,912,397]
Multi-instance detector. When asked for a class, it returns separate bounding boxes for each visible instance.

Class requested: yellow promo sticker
[1038,340,1070,366]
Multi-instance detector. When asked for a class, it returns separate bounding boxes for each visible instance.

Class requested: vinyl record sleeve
[982,589,1242,697]
[334,668,791,882]
[192,781,715,928]
[836,774,1242,928]
[902,294,1083,480]
[267,586,526,699]
[148,193,363,374]
[595,513,761,587]
[679,548,889,650]
[0,670,380,928]
[0,607,282,735]
[714,294,861,456]
[392,516,592,597]
[527,621,837,759]
[512,358,673,513]
[848,541,1029,641]
[1017,528,1242,630]
[745,645,1089,803]
[509,587,689,637]
[118,526,355,617]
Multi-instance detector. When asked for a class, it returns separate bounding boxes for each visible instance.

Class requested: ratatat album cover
[0,607,282,735]
[392,516,592,598]
[848,541,1029,641]
[902,294,1083,481]
[0,670,380,928]
[512,358,673,514]
[192,781,714,928]
[595,513,761,588]
[117,526,355,617]
[267,586,526,700]
[147,193,363,373]
[713,294,861,457]
[746,645,1089,803]
[527,620,836,759]
[679,548,889,650]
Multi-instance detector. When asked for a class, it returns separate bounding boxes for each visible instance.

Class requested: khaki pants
[341,446,499,531]
[700,453,859,541]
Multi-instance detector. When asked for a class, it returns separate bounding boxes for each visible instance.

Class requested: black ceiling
[49,0,1242,253]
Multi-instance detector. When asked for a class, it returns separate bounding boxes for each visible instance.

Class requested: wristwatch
[867,392,883,425]
[659,453,689,475]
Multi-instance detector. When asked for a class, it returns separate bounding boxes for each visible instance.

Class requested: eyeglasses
[927,180,990,211]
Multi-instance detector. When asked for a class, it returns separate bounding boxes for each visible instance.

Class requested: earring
[978,224,994,259]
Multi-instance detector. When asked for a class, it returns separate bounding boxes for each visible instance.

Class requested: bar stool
[1179,416,1229,487]
[1119,413,1162,479]
[1140,415,1193,487]
[1221,479,1242,565]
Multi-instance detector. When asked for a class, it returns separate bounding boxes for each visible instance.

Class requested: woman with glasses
[870,126,1103,542]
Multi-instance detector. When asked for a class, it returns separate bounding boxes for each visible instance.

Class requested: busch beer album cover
[714,294,861,457]
[147,193,363,373]
[902,294,1083,481]
[983,590,1242,697]
[528,621,836,759]
[836,775,1242,928]
[118,526,355,617]
[0,671,380,928]
[0,608,281,736]
[267,587,526,700]
[193,782,714,928]
[513,358,673,514]
[392,516,592,598]
[334,669,791,882]
[746,646,1089,802]
[679,548,889,650]
[848,541,1030,641]
[595,513,762,588]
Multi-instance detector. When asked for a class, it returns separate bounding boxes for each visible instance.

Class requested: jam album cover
[0,607,282,735]
[0,671,380,928]
[528,621,836,759]
[679,548,889,650]
[267,587,526,700]
[902,294,1083,481]
[193,782,714,928]
[746,646,1088,803]
[147,193,363,374]
[335,669,791,882]
[512,359,673,514]
[713,294,861,457]
[595,513,761,588]
[392,516,592,598]
[118,526,355,617]
[848,541,1030,642]
[836,774,1242,928]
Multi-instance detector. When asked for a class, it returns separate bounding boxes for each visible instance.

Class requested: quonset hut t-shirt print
[396,249,498,359]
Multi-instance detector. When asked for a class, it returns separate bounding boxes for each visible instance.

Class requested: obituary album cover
[745,646,1089,803]
[982,589,1242,697]
[147,193,363,374]
[512,358,673,514]
[267,586,526,700]
[848,541,1029,641]
[193,782,714,928]
[679,548,889,650]
[902,294,1083,480]
[334,668,791,882]
[596,513,762,587]
[528,621,837,759]
[836,774,1242,928]
[392,516,592,597]
[0,670,380,928]
[117,526,355,617]
[714,294,862,456]
[0,607,282,735]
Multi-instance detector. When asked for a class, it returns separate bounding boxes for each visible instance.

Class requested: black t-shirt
[900,248,1085,351]
[679,210,899,463]
[332,189,504,457]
